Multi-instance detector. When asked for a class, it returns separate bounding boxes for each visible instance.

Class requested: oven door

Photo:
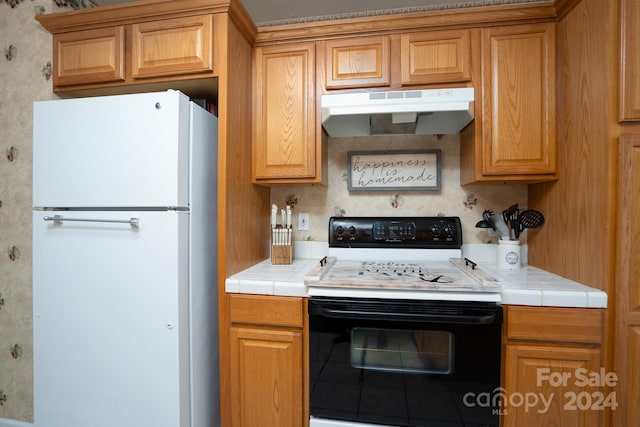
[308,297,503,427]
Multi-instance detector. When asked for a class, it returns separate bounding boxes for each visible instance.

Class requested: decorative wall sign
[347,150,441,191]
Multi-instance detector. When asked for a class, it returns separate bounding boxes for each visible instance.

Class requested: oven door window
[351,328,453,374]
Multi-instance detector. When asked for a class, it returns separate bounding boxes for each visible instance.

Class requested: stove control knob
[430,225,441,236]
[335,225,344,235]
[348,226,357,235]
[443,224,457,240]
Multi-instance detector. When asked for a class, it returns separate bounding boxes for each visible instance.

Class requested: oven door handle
[312,306,498,324]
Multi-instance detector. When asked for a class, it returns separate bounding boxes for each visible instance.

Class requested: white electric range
[306,217,503,427]
[304,216,502,302]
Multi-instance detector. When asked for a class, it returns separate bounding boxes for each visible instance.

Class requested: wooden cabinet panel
[620,0,640,120]
[229,295,306,427]
[481,23,557,176]
[39,6,221,94]
[53,26,125,87]
[503,344,601,427]
[132,15,213,79]
[507,306,603,344]
[230,294,303,328]
[230,326,303,427]
[253,43,320,182]
[461,23,557,184]
[324,36,390,88]
[400,30,471,85]
[503,306,605,426]
[614,135,640,426]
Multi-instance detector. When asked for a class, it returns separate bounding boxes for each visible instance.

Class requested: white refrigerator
[32,90,219,427]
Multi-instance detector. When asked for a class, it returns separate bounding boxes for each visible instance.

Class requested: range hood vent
[321,88,474,137]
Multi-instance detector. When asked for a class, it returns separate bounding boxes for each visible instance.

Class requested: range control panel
[328,216,462,249]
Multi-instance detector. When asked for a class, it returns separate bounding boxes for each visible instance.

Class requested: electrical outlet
[298,213,310,231]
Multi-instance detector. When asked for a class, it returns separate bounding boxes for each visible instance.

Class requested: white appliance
[306,217,502,427]
[32,90,219,427]
[321,88,474,137]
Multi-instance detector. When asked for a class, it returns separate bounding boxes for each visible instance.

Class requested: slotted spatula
[515,209,545,238]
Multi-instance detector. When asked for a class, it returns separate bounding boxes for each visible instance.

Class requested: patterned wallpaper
[0,0,94,422]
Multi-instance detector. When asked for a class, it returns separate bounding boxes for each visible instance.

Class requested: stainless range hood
[321,87,474,137]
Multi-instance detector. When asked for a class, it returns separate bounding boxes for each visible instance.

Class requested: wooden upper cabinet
[481,23,557,177]
[322,31,471,89]
[36,2,228,95]
[620,0,640,121]
[53,26,125,87]
[253,42,323,184]
[324,36,390,89]
[400,30,471,85]
[132,15,213,79]
[461,23,557,184]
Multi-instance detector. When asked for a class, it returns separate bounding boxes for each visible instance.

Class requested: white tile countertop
[225,242,608,308]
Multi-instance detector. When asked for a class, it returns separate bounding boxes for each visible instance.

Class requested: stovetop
[306,216,501,301]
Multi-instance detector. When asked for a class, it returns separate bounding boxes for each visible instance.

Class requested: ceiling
[96,0,535,27]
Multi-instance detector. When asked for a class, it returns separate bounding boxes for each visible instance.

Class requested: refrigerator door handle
[43,214,140,228]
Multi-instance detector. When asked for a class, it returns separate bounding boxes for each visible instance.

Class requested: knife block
[271,226,293,265]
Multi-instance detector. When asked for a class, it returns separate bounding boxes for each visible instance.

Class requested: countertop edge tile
[500,289,543,306]
[274,281,308,297]
[587,291,608,308]
[541,290,588,308]
[238,278,275,295]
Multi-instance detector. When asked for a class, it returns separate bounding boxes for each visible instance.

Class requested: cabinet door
[400,30,471,85]
[324,36,390,88]
[53,26,125,87]
[230,327,303,427]
[253,43,318,182]
[503,344,602,427]
[621,0,640,120]
[481,23,557,176]
[132,15,213,79]
[614,135,640,426]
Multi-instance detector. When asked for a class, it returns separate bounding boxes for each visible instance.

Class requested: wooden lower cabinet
[503,344,601,426]
[502,306,606,427]
[229,294,307,427]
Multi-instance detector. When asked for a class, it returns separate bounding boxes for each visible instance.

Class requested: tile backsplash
[271,133,528,245]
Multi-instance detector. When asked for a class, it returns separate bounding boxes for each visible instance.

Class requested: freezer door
[33,91,193,208]
[33,210,190,427]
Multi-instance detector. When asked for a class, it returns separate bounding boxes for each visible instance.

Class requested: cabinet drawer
[53,26,125,87]
[132,15,213,79]
[230,294,304,328]
[506,306,603,344]
[400,30,471,85]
